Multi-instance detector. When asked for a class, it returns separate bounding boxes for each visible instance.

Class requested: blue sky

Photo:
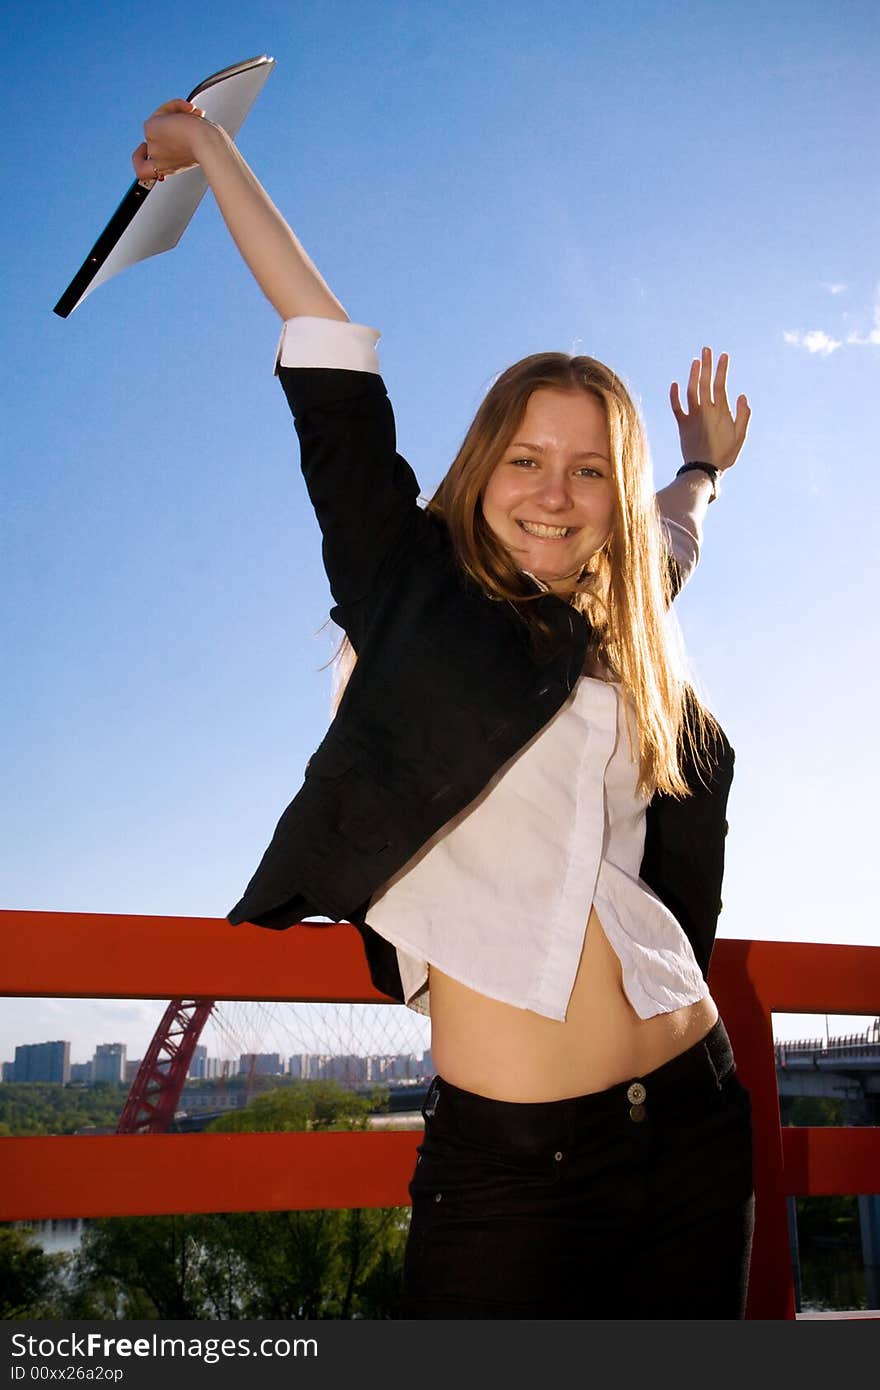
[2,0,878,1063]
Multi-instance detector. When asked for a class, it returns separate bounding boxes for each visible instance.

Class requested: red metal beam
[2,1127,876,1225]
[781,1128,880,1196]
[0,1131,419,1220]
[0,910,383,1002]
[710,937,878,1015]
[1,911,877,1322]
[706,937,879,1322]
[2,912,876,1013]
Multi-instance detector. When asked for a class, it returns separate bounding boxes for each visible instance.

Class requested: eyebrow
[509,440,611,463]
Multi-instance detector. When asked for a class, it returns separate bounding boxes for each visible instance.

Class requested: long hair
[334,352,717,798]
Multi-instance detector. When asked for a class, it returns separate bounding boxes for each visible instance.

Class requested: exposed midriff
[427,905,719,1102]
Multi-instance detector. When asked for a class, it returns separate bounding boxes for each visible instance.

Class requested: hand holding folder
[54,55,275,318]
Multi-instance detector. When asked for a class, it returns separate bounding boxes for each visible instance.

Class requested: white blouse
[276,316,714,1024]
[367,674,708,1021]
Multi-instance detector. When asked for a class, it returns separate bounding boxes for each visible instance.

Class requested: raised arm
[657,346,751,588]
[131,99,347,322]
[132,102,428,634]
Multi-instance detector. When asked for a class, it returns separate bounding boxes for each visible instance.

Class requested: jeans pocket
[411,1121,552,1208]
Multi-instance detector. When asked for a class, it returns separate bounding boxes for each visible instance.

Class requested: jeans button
[627,1082,647,1105]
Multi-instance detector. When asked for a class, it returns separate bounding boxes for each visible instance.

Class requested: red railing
[1,909,877,1319]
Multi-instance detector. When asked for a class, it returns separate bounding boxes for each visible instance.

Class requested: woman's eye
[510,456,537,468]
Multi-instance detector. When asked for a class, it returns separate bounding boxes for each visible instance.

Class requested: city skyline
[3,1007,877,1071]
[2,1036,435,1106]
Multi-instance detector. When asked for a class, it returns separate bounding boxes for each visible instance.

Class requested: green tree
[69,1215,219,1319]
[205,1079,407,1318]
[206,1080,378,1134]
[0,1082,128,1135]
[68,1080,410,1319]
[782,1096,846,1127]
[0,1225,70,1318]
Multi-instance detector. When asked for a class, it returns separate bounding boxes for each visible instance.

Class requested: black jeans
[402,1017,754,1319]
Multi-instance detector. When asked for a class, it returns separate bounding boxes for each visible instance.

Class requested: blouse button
[627,1082,647,1105]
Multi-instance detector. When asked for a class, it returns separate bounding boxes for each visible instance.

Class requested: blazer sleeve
[274,318,430,633]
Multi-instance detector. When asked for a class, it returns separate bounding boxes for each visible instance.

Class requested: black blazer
[227,366,734,1002]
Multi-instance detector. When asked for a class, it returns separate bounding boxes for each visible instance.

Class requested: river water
[17,1218,86,1255]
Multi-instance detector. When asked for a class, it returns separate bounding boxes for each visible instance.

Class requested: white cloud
[803,329,843,355]
[784,283,880,356]
[846,327,880,345]
[820,282,847,295]
[845,286,880,346]
[783,329,843,356]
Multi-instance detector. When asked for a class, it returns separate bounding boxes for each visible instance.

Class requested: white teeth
[519,521,571,538]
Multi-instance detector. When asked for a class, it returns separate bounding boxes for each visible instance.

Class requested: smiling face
[480,386,616,594]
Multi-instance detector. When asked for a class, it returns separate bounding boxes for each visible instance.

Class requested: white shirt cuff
[274,317,382,375]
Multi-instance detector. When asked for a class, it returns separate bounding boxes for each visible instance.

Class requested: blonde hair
[335,352,718,798]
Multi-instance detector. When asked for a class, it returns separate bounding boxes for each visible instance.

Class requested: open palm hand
[670,347,750,473]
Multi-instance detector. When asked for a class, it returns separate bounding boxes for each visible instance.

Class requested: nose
[531,469,573,511]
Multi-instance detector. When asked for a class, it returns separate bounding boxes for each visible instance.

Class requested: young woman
[134,100,754,1319]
